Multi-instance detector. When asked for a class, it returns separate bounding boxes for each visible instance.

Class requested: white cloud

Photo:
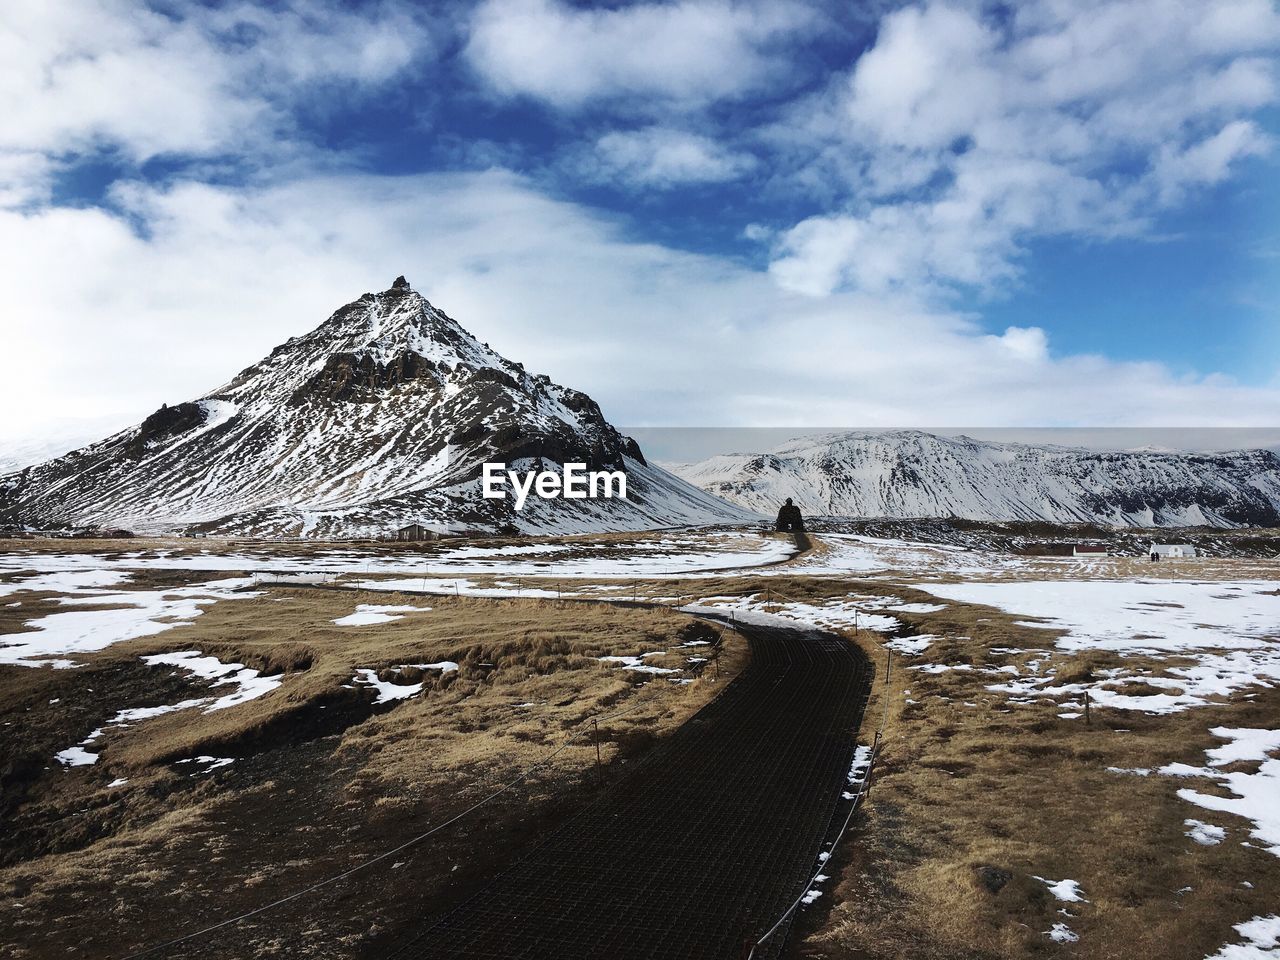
[0,0,1276,459]
[0,1,434,202]
[464,0,815,109]
[1153,120,1270,204]
[990,326,1050,363]
[584,127,756,187]
[765,0,1280,296]
[3,170,1280,448]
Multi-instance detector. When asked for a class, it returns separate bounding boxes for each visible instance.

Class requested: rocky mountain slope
[669,431,1280,528]
[0,278,754,537]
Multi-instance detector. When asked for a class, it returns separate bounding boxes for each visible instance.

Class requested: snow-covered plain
[910,579,1280,714]
[916,580,1279,654]
[0,531,794,580]
[0,570,132,596]
[777,534,1018,578]
[677,592,916,634]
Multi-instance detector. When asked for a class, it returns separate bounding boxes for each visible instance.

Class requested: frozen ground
[916,580,1279,654]
[0,531,794,580]
[0,575,257,668]
[4,528,1279,959]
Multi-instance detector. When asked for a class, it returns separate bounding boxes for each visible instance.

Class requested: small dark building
[393,523,434,542]
[775,498,805,533]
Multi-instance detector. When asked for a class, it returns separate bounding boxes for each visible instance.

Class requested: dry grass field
[0,568,742,959]
[2,532,1276,960]
[784,583,1280,960]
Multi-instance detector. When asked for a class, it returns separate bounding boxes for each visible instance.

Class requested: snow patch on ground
[677,593,901,634]
[353,668,423,702]
[1034,877,1088,903]
[142,650,283,712]
[1045,922,1079,943]
[885,635,935,656]
[1185,819,1226,845]
[915,580,1279,654]
[1168,728,1280,857]
[599,653,678,675]
[54,745,98,767]
[843,744,873,799]
[0,570,132,597]
[1205,914,1280,959]
[52,650,284,766]
[175,756,235,773]
[1,577,257,668]
[333,604,430,626]
[350,662,458,704]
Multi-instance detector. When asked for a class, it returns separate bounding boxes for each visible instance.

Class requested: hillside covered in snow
[0,278,753,537]
[669,431,1280,528]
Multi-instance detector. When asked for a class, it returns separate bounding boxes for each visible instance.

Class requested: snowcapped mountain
[0,277,754,537]
[669,431,1280,528]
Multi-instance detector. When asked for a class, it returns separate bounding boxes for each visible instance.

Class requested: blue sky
[2,0,1279,450]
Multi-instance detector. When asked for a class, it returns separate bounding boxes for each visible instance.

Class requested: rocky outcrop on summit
[0,278,750,537]
[671,431,1280,528]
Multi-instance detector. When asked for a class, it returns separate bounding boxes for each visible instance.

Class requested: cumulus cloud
[464,0,816,109]
[0,0,434,202]
[580,127,757,188]
[0,0,1276,452]
[3,171,1280,442]
[765,0,1280,296]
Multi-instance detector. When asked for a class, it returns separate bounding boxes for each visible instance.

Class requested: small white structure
[1150,543,1197,560]
[1072,544,1108,558]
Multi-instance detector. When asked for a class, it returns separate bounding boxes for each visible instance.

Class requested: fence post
[593,718,603,786]
[1084,689,1091,726]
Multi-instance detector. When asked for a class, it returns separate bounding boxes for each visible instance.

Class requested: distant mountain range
[0,278,752,537]
[668,430,1280,528]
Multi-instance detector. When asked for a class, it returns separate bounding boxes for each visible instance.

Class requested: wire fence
[117,573,892,959]
[113,693,664,960]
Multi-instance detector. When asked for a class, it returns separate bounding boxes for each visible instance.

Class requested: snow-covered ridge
[670,430,1280,528]
[0,277,754,537]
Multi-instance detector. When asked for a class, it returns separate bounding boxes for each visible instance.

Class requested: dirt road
[383,617,872,960]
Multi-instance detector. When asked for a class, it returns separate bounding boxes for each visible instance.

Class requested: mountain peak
[391,275,410,291]
[0,281,750,536]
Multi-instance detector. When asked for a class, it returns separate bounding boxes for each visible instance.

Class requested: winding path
[384,617,872,960]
